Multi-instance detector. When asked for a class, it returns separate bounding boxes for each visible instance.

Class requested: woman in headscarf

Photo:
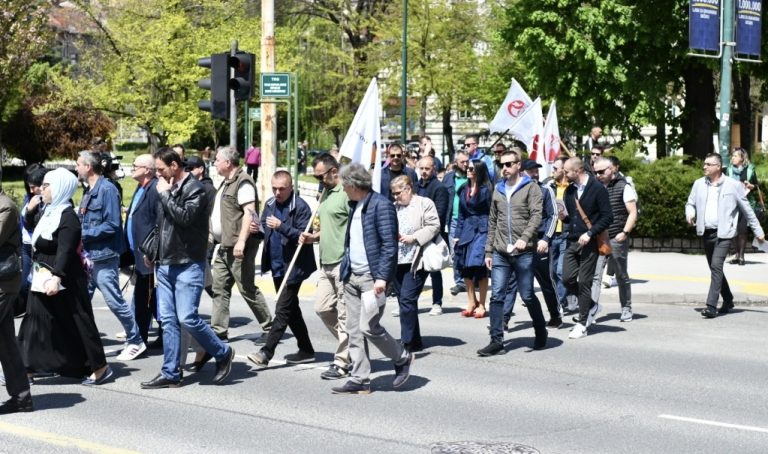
[18,168,113,385]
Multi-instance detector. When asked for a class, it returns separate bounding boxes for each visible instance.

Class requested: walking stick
[273,188,326,302]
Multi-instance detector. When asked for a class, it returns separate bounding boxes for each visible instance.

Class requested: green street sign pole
[293,72,299,189]
[401,0,408,145]
[717,0,735,163]
[244,99,250,158]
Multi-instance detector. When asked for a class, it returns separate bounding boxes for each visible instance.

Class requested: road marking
[0,421,140,453]
[658,414,768,434]
[634,274,768,297]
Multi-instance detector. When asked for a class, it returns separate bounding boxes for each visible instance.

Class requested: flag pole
[273,187,326,302]
[559,139,574,157]
[489,129,510,148]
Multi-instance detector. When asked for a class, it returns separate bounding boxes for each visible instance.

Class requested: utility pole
[261,0,276,205]
[717,0,735,163]
[401,0,408,145]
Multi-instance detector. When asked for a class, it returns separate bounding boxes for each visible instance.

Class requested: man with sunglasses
[685,153,765,318]
[298,153,352,380]
[380,144,417,201]
[590,157,638,322]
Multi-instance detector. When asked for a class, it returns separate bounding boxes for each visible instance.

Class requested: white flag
[489,78,534,136]
[502,96,542,154]
[340,78,383,192]
[537,100,561,180]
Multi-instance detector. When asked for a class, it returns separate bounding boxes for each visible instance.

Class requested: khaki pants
[314,262,350,369]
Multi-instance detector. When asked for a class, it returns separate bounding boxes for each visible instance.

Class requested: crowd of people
[0,133,765,411]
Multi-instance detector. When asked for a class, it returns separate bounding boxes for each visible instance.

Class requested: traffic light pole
[230,40,238,149]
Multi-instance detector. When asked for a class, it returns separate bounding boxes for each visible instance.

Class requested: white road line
[659,414,768,434]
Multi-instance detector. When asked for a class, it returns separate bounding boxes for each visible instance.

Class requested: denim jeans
[489,251,546,345]
[549,234,568,307]
[89,256,143,346]
[703,230,733,308]
[591,238,632,308]
[394,264,428,349]
[449,218,463,287]
[156,262,230,381]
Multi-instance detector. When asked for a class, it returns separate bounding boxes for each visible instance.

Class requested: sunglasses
[314,169,332,181]
[389,153,402,158]
[464,143,476,146]
[594,169,608,175]
[501,161,518,168]
[467,167,476,172]
[591,152,602,156]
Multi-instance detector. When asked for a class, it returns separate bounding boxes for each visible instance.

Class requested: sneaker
[586,303,601,327]
[284,350,315,364]
[610,277,618,287]
[247,350,269,367]
[565,295,578,313]
[391,307,400,317]
[332,380,371,394]
[115,331,127,341]
[320,364,349,380]
[450,285,466,296]
[546,317,563,329]
[568,323,588,339]
[392,353,414,388]
[429,304,443,316]
[602,279,612,289]
[116,343,147,361]
[476,342,504,357]
[620,307,633,322]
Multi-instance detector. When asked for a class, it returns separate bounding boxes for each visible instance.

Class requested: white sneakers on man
[568,323,587,339]
[116,343,147,361]
[429,304,443,316]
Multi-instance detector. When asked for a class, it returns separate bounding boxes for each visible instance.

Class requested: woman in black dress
[18,168,113,385]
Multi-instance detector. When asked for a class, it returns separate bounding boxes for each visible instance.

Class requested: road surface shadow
[31,392,86,410]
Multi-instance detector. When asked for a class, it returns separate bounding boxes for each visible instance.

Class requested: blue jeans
[156,262,230,381]
[549,234,568,307]
[489,251,545,344]
[88,256,142,346]
[449,218,463,287]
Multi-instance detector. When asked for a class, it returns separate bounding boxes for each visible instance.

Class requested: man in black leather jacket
[140,148,234,389]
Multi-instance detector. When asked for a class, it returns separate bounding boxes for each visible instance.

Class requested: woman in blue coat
[453,160,492,318]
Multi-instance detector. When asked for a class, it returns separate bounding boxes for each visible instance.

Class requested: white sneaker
[568,323,588,339]
[115,331,127,341]
[610,277,618,287]
[429,304,443,316]
[116,343,147,361]
[391,307,400,317]
[586,303,601,327]
[566,295,578,312]
[602,279,611,289]
[620,307,633,322]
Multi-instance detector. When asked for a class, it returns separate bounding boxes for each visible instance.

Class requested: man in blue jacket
[247,170,317,367]
[331,163,413,394]
[77,150,145,361]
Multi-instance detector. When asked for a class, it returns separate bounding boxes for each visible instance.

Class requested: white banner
[489,78,534,141]
[339,78,383,192]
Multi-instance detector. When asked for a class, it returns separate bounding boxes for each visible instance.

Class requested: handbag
[421,235,451,272]
[139,226,160,263]
[0,245,21,280]
[575,199,612,256]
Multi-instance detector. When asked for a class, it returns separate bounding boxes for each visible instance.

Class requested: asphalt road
[2,276,768,454]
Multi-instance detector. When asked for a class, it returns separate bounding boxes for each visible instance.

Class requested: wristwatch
[622,230,630,235]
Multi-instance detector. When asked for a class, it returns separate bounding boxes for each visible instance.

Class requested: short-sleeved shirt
[318,184,349,266]
[210,181,256,243]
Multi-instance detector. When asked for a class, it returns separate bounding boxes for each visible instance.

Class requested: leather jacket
[156,174,209,265]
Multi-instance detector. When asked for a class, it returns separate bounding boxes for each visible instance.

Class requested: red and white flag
[489,78,534,138]
[537,100,561,180]
[340,78,383,192]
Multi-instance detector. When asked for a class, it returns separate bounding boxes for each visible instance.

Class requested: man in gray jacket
[685,153,764,318]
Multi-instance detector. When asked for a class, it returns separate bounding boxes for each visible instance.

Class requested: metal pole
[293,72,299,186]
[261,0,277,201]
[244,100,250,158]
[717,0,735,162]
[230,40,238,149]
[400,0,408,144]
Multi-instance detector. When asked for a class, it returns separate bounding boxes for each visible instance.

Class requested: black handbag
[0,245,21,279]
[139,227,160,263]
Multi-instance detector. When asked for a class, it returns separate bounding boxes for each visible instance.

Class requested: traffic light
[229,52,255,101]
[197,53,229,120]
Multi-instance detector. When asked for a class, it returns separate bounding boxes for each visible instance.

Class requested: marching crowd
[0,133,765,411]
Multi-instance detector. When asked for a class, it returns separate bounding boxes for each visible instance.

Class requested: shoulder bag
[575,200,612,256]
[139,226,160,263]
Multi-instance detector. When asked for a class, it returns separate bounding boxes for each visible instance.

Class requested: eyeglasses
[467,167,476,172]
[501,161,519,168]
[389,154,402,158]
[591,153,602,156]
[703,162,720,167]
[464,142,476,147]
[313,168,332,181]
[391,189,407,197]
[594,169,608,175]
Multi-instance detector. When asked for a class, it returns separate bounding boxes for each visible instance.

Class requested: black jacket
[416,175,450,232]
[155,174,209,265]
[126,178,160,275]
[563,174,612,243]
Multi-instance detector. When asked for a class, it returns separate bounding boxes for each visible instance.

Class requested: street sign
[249,107,261,121]
[260,73,291,98]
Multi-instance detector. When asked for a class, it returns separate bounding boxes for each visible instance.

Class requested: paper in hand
[752,238,768,254]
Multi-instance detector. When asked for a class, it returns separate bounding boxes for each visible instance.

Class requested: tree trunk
[682,63,716,160]
[442,106,454,161]
[733,70,752,153]
[655,117,667,159]
[419,96,427,137]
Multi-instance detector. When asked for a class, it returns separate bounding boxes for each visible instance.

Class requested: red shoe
[460,309,476,318]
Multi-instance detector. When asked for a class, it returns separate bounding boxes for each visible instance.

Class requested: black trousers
[563,240,599,321]
[703,230,733,308]
[261,277,314,359]
[0,289,30,400]
[534,252,561,319]
[133,272,158,344]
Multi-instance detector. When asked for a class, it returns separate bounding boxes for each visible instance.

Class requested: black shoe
[404,342,423,354]
[284,350,315,364]
[247,350,269,367]
[738,258,745,266]
[701,306,717,318]
[141,373,181,389]
[320,364,349,380]
[533,331,548,350]
[718,301,735,315]
[0,395,33,414]
[546,317,563,329]
[216,333,229,343]
[572,315,583,324]
[477,342,504,357]
[332,380,371,394]
[393,353,414,388]
[188,352,213,372]
[450,285,466,296]
[213,347,235,384]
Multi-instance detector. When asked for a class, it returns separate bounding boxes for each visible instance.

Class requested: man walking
[478,151,546,356]
[246,170,317,366]
[590,157,638,322]
[685,153,765,318]
[209,146,272,342]
[416,157,450,316]
[299,153,351,380]
[141,148,234,389]
[562,157,612,339]
[444,151,470,295]
[331,163,413,394]
[77,150,145,360]
[380,143,418,201]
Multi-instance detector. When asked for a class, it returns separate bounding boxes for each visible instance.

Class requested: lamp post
[401,0,408,145]
[717,0,735,162]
